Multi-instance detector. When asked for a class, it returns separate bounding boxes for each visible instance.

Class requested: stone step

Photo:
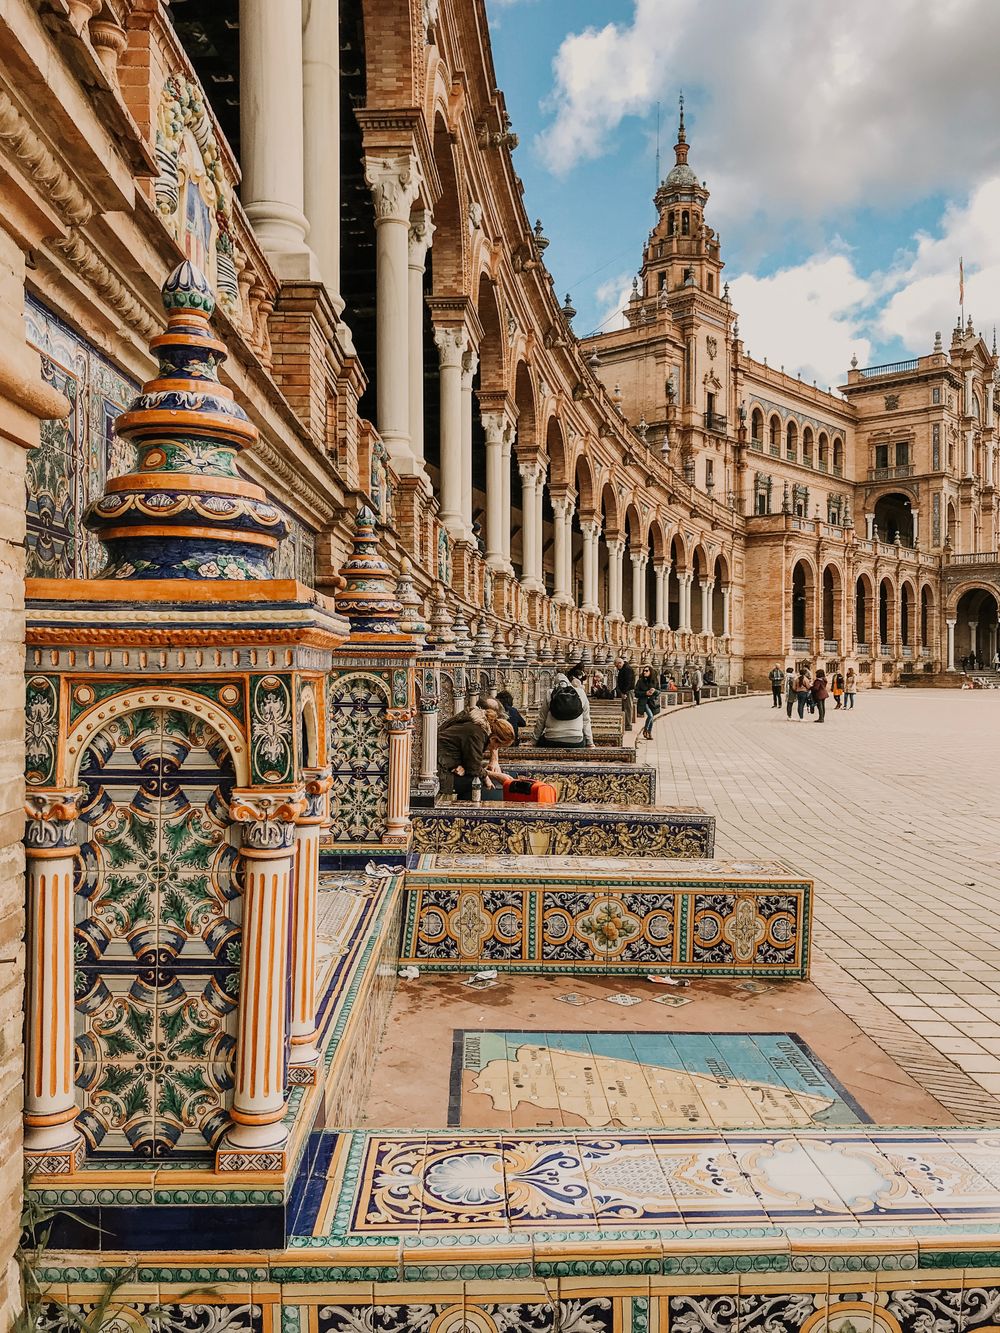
[410,802,714,858]
[400,853,810,977]
[504,759,656,805]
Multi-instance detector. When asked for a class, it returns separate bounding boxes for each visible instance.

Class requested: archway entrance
[956,588,1000,669]
[873,493,914,546]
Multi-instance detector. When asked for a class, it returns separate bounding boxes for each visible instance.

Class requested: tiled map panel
[401,856,808,976]
[409,804,715,858]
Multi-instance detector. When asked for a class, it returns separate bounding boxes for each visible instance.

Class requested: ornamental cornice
[0,86,92,228]
[46,230,161,339]
[249,435,336,524]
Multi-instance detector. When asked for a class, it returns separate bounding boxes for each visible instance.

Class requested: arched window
[833,437,844,475]
[920,586,930,650]
[802,426,814,466]
[751,408,764,447]
[667,212,675,236]
[791,561,811,640]
[681,211,690,236]
[768,415,780,451]
[855,578,868,647]
[818,432,829,470]
[900,584,912,646]
[706,273,714,293]
[786,420,798,462]
[822,567,836,641]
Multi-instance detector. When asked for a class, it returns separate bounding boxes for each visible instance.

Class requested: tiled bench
[511,743,637,764]
[410,802,714,858]
[504,759,656,805]
[401,853,808,976]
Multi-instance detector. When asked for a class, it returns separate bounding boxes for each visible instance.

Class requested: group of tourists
[767,664,857,721]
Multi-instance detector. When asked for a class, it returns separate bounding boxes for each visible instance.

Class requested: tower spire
[674,90,689,166]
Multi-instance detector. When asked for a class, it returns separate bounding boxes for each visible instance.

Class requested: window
[932,424,941,470]
[707,391,716,419]
[705,458,715,490]
[706,273,714,293]
[658,271,666,290]
[754,473,772,515]
[932,387,941,405]
[667,212,675,236]
[875,444,889,469]
[895,441,910,467]
[682,211,690,235]
[793,485,809,518]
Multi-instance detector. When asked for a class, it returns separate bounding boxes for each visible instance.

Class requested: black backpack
[549,681,584,721]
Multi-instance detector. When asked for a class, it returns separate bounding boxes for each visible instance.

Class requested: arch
[802,425,814,465]
[574,450,596,517]
[649,515,670,564]
[750,406,764,445]
[955,586,999,666]
[855,572,873,648]
[873,492,914,546]
[66,686,249,785]
[947,501,958,546]
[545,415,569,489]
[513,361,537,452]
[818,431,829,469]
[791,558,815,641]
[299,681,321,768]
[821,563,841,643]
[878,576,896,647]
[768,413,781,451]
[599,480,621,538]
[919,582,934,651]
[430,113,467,295]
[475,274,506,395]
[713,552,731,587]
[899,578,916,647]
[832,436,845,473]
[623,501,645,549]
[785,419,799,463]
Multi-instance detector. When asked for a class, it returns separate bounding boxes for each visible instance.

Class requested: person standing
[690,663,704,705]
[768,664,784,708]
[844,667,857,709]
[794,668,811,720]
[831,672,844,709]
[811,669,829,723]
[615,656,636,729]
[784,665,796,718]
[635,664,659,740]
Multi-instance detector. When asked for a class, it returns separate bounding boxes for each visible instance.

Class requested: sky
[485,0,1000,392]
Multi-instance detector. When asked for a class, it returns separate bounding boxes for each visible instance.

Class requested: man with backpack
[768,664,784,708]
[615,656,636,729]
[534,663,595,748]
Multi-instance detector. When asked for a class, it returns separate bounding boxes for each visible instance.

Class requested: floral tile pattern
[409,806,715,859]
[327,672,392,842]
[504,761,657,805]
[74,706,240,1158]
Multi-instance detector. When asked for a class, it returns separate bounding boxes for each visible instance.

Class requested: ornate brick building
[2,0,1000,1323]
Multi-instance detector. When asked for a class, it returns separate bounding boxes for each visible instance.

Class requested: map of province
[451,1031,868,1130]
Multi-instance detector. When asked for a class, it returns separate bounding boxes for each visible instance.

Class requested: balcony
[856,642,871,657]
[880,643,892,657]
[858,358,919,378]
[769,444,780,457]
[704,412,727,434]
[750,435,763,451]
[822,640,839,655]
[902,645,913,659]
[949,551,1000,565]
[868,464,914,482]
[817,459,828,473]
[833,465,843,478]
[791,637,810,653]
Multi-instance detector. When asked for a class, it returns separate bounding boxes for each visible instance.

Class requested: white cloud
[729,251,874,390]
[592,272,634,334]
[536,0,1000,230]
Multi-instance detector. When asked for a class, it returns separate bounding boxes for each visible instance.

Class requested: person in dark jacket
[495,689,526,743]
[437,702,496,798]
[635,664,659,740]
[615,656,636,729]
[810,670,829,723]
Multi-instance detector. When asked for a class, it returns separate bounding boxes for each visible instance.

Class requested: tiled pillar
[366,155,422,475]
[23,788,86,1173]
[581,521,600,613]
[946,617,956,670]
[221,788,305,1169]
[417,692,439,796]
[289,768,332,1082]
[386,710,414,841]
[630,552,648,625]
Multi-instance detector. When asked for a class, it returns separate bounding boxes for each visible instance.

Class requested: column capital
[230,787,307,850]
[700,577,716,590]
[386,708,415,734]
[551,493,575,520]
[607,538,626,558]
[518,459,542,487]
[365,154,422,223]
[433,323,468,368]
[408,212,435,265]
[24,787,86,850]
[946,616,957,626]
[461,344,480,389]
[299,767,333,823]
[631,550,649,569]
[580,518,602,541]
[481,409,513,445]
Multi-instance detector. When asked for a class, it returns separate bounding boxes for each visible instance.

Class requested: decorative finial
[588,349,601,369]
[395,555,428,640]
[450,605,473,654]
[427,585,455,647]
[850,352,859,369]
[334,506,403,635]
[84,261,285,580]
[631,275,640,298]
[678,91,686,143]
[533,218,549,254]
[934,330,943,353]
[561,292,577,322]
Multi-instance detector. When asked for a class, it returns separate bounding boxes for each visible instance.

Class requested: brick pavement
[645,688,1000,1121]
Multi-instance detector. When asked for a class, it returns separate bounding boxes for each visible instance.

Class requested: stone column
[460,346,479,540]
[222,789,305,1165]
[607,539,625,620]
[946,617,956,670]
[701,579,715,635]
[911,509,920,546]
[721,585,732,637]
[240,0,318,277]
[434,325,468,538]
[302,0,341,297]
[481,412,510,571]
[519,461,543,591]
[653,563,667,629]
[407,214,434,470]
[23,788,86,1172]
[968,620,978,661]
[552,494,573,603]
[418,692,440,796]
[386,710,414,841]
[534,462,546,589]
[630,552,648,625]
[866,513,875,540]
[501,429,513,566]
[366,156,422,475]
[678,573,693,631]
[581,521,600,613]
[289,769,332,1081]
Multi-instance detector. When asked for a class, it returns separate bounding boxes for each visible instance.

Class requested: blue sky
[486,0,1000,389]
